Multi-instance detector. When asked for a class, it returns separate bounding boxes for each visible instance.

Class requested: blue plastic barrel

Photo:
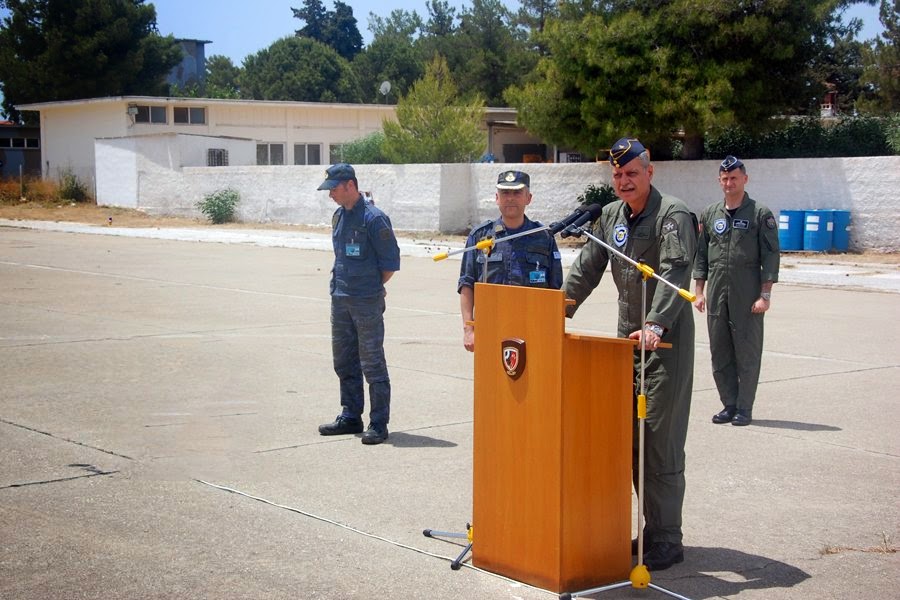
[803,210,833,252]
[831,210,851,252]
[778,210,804,251]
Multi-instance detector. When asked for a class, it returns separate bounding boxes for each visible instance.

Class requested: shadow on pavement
[657,546,812,600]
[387,431,458,448]
[749,419,841,432]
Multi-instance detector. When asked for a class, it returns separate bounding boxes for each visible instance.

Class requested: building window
[329,144,345,164]
[0,137,40,149]
[294,143,322,165]
[257,143,285,165]
[174,106,206,124]
[135,105,167,124]
[207,148,229,166]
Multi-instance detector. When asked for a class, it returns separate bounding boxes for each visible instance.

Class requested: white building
[16,96,548,186]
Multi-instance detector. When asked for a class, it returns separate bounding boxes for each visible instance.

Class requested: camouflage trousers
[331,294,391,426]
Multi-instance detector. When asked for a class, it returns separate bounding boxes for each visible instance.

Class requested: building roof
[14,96,519,122]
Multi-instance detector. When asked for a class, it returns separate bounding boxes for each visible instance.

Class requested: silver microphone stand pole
[561,223,694,600]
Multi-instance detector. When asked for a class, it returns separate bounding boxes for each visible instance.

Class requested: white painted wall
[102,156,900,251]
[40,102,129,186]
[95,134,255,208]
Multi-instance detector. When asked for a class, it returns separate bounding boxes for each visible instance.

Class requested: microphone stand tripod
[424,224,553,570]
[560,224,694,600]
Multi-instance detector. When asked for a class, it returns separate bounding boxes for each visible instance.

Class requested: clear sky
[150,0,888,66]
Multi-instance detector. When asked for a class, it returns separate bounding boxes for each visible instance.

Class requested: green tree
[416,0,463,79]
[507,0,866,159]
[382,55,486,163]
[292,0,363,60]
[857,0,900,114]
[205,54,242,98]
[353,12,424,103]
[454,0,534,106]
[240,36,361,103]
[0,0,182,121]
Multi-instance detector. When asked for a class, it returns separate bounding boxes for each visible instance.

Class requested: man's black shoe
[732,410,752,426]
[712,406,736,424]
[643,542,684,571]
[318,415,363,436]
[361,424,389,445]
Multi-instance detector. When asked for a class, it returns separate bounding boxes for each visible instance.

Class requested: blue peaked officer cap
[608,137,647,168]
[317,163,356,190]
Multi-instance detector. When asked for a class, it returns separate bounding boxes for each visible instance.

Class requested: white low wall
[106,155,900,251]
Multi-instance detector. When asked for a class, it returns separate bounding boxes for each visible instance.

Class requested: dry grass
[821,532,897,555]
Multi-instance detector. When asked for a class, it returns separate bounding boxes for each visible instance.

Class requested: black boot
[712,406,736,424]
[732,409,752,426]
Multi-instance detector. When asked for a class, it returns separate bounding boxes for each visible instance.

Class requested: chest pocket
[524,247,551,287]
[344,226,369,260]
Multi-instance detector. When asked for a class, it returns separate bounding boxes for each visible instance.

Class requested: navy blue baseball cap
[719,155,744,172]
[317,163,356,190]
[496,170,530,190]
[608,137,647,168]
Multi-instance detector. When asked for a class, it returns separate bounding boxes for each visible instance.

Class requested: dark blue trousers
[331,295,390,426]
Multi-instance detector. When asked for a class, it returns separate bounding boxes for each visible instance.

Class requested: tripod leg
[450,542,473,570]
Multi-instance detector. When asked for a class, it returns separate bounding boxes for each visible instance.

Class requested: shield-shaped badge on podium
[501,338,526,380]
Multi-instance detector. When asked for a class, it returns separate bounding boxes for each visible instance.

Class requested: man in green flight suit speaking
[693,156,780,427]
[564,137,695,571]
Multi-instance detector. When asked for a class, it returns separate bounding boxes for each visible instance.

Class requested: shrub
[0,176,59,204]
[196,189,240,224]
[705,116,896,159]
[341,132,389,164]
[58,167,90,202]
[577,183,618,210]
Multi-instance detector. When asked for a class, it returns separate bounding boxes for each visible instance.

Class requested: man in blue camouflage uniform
[693,156,780,427]
[316,164,400,445]
[564,138,695,571]
[457,170,563,351]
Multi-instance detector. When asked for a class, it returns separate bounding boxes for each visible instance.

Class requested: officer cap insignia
[496,170,530,190]
[608,137,647,168]
[719,155,744,172]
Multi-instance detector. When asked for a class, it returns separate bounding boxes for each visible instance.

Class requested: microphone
[559,203,603,238]
[548,206,589,235]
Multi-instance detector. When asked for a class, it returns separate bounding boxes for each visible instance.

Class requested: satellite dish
[379,81,391,96]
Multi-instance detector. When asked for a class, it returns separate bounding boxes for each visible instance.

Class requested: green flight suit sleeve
[563,220,610,317]
[646,206,696,330]
[692,207,711,281]
[758,206,780,283]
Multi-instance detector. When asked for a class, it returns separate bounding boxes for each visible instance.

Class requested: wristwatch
[644,323,665,337]
[760,292,771,301]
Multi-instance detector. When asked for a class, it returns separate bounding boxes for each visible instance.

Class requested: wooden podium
[471,283,634,593]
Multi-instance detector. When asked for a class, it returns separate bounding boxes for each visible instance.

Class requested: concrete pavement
[1,222,898,599]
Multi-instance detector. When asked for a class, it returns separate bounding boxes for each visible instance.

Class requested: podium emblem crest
[501,338,526,380]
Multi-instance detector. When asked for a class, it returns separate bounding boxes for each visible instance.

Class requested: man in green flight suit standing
[564,137,695,571]
[693,156,780,427]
